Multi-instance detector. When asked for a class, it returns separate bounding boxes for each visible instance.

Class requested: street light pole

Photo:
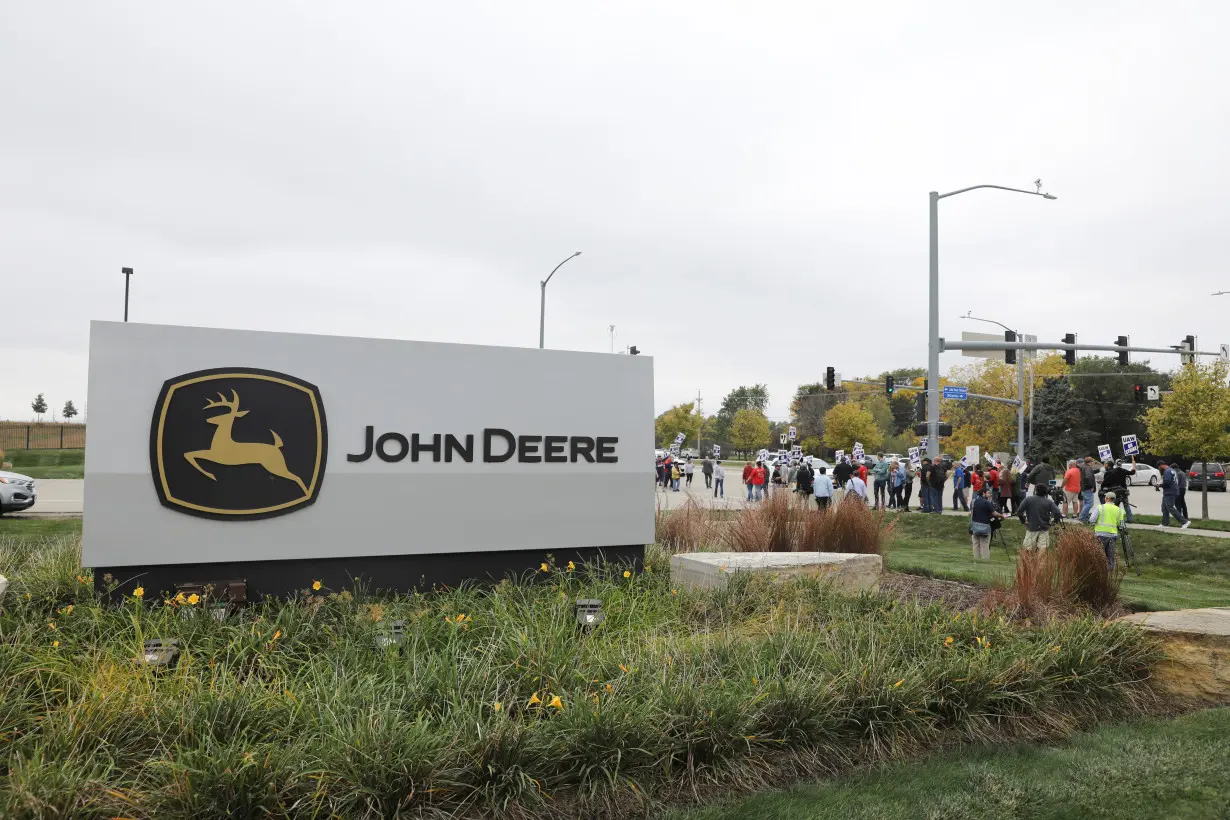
[122,267,134,321]
[539,251,581,349]
[926,183,1056,460]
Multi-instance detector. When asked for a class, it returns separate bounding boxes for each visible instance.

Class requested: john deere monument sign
[84,321,653,598]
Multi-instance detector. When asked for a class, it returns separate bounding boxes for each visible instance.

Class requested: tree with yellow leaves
[1144,360,1230,520]
[822,402,883,452]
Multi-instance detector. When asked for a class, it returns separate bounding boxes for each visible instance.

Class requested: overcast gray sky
[3,1,1227,424]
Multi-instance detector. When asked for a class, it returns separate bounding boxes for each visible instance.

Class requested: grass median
[1,521,1164,819]
[886,514,1230,611]
[676,707,1230,820]
[1,449,84,479]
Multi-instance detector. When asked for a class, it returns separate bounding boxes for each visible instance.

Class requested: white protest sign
[712,444,721,457]
[965,445,980,466]
[758,449,769,462]
[804,455,813,466]
[908,447,921,467]
[852,442,865,460]
[788,426,797,440]
[918,437,928,452]
[1121,434,1140,456]
[674,432,685,445]
[835,449,845,463]
[1012,455,1026,472]
[1097,444,1112,463]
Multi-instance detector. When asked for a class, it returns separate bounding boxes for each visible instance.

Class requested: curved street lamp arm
[543,251,582,286]
[961,314,1015,334]
[938,184,1057,200]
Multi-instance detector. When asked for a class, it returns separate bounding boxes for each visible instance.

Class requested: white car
[1130,463,1161,486]
[0,470,37,514]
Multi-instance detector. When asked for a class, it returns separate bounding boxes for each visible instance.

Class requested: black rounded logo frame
[149,367,327,521]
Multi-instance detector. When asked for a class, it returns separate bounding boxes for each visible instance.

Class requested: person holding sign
[1100,457,1136,522]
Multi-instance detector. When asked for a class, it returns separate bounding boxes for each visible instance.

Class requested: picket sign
[835,449,845,463]
[788,426,797,440]
[674,432,686,445]
[804,455,813,466]
[852,442,865,460]
[908,446,921,467]
[1097,443,1112,463]
[965,445,980,466]
[1121,435,1140,456]
[758,449,769,462]
[712,444,721,457]
[1012,455,1026,472]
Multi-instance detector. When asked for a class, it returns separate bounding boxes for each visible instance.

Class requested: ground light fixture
[575,599,604,629]
[375,620,406,651]
[142,638,180,669]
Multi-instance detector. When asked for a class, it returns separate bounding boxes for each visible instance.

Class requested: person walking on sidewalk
[813,466,834,510]
[713,462,725,498]
[902,460,917,511]
[1061,460,1081,518]
[1077,457,1098,522]
[918,458,934,513]
[951,462,969,511]
[929,459,948,515]
[671,461,682,491]
[889,460,904,509]
[752,461,767,501]
[743,462,755,501]
[1017,484,1063,551]
[684,459,695,487]
[1176,464,1190,520]
[1157,462,1192,529]
[701,456,714,489]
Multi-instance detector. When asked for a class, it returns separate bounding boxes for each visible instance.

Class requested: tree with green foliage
[822,402,883,451]
[798,435,823,456]
[789,382,830,440]
[714,384,768,443]
[729,408,770,453]
[62,400,78,420]
[1067,356,1166,448]
[1144,360,1230,520]
[888,392,916,435]
[31,393,48,422]
[654,402,701,448]
[1025,378,1092,467]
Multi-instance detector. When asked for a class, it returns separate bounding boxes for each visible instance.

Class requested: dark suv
[1188,463,1227,491]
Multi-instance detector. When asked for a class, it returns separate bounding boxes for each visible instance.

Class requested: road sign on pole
[1221,343,1229,362]
[942,385,968,400]
[1147,385,1160,401]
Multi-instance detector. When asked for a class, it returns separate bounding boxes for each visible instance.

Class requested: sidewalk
[927,506,1230,539]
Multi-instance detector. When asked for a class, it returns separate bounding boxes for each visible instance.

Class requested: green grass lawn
[0,517,81,538]
[677,707,1230,820]
[1132,513,1230,532]
[2,448,84,479]
[885,514,1230,611]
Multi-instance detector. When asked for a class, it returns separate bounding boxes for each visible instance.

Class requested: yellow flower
[604,683,613,693]
[48,621,57,631]
[312,580,322,591]
[548,695,564,710]
[76,575,88,584]
[187,593,200,605]
[944,636,954,646]
[619,664,629,674]
[455,613,469,623]
[60,605,74,616]
[528,692,542,706]
[671,589,677,596]
[1050,645,1062,652]
[174,592,186,604]
[893,679,905,688]
[52,640,60,648]
[133,586,145,599]
[623,570,631,579]
[566,561,575,572]
[271,630,281,642]
[493,701,503,712]
[540,563,549,572]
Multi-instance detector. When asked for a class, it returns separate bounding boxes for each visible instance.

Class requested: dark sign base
[93,545,645,602]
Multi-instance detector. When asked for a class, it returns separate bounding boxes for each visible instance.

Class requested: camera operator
[1099,456,1136,523]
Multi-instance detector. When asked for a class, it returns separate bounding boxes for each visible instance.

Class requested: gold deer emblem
[184,390,309,497]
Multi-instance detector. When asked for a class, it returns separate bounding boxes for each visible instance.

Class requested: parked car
[1092,462,1161,488]
[1188,462,1227,491]
[0,470,37,514]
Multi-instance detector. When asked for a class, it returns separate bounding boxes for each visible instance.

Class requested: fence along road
[0,422,86,450]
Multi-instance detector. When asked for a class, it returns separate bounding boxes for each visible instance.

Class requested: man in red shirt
[857,462,869,484]
[752,461,767,501]
[1062,459,1082,518]
[742,462,755,502]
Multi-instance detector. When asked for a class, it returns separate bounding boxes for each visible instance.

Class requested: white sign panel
[1097,444,1113,463]
[834,449,845,463]
[674,432,686,445]
[1221,343,1229,362]
[84,322,654,567]
[712,444,721,457]
[907,447,921,467]
[852,442,865,460]
[1121,434,1140,456]
[1147,385,1160,401]
[965,445,980,467]
[758,449,770,462]
[1012,455,1026,472]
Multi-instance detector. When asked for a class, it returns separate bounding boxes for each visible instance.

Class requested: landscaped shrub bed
[1,536,1162,819]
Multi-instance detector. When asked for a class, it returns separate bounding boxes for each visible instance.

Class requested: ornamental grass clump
[983,526,1123,621]
[655,497,721,553]
[720,494,889,555]
[0,534,1160,819]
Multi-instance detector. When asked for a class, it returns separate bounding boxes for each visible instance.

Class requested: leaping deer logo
[184,389,309,497]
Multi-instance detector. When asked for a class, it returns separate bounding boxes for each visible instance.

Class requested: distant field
[2,449,85,479]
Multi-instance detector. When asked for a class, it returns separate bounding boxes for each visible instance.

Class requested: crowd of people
[656,446,1196,572]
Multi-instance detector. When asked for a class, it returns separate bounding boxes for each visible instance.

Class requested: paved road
[657,473,1230,518]
[11,478,1230,530]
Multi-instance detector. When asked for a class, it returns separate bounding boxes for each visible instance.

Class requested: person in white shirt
[847,473,869,503]
[713,463,726,498]
[813,467,835,510]
[684,460,695,487]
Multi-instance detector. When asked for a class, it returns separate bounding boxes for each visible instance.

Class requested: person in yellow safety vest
[1088,491,1124,570]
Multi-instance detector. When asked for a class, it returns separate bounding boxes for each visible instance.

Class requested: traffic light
[1182,334,1197,366]
[915,378,928,419]
[885,375,895,396]
[1116,336,1129,367]
[825,366,836,391]
[1063,333,1077,366]
[1133,383,1144,402]
[1004,330,1017,365]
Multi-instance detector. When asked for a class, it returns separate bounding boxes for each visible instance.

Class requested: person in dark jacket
[929,461,948,515]
[1158,462,1191,528]
[1176,464,1190,520]
[1099,457,1136,522]
[1027,460,1056,491]
[701,457,714,489]
[969,486,1007,560]
[1017,484,1063,550]
[918,458,934,512]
